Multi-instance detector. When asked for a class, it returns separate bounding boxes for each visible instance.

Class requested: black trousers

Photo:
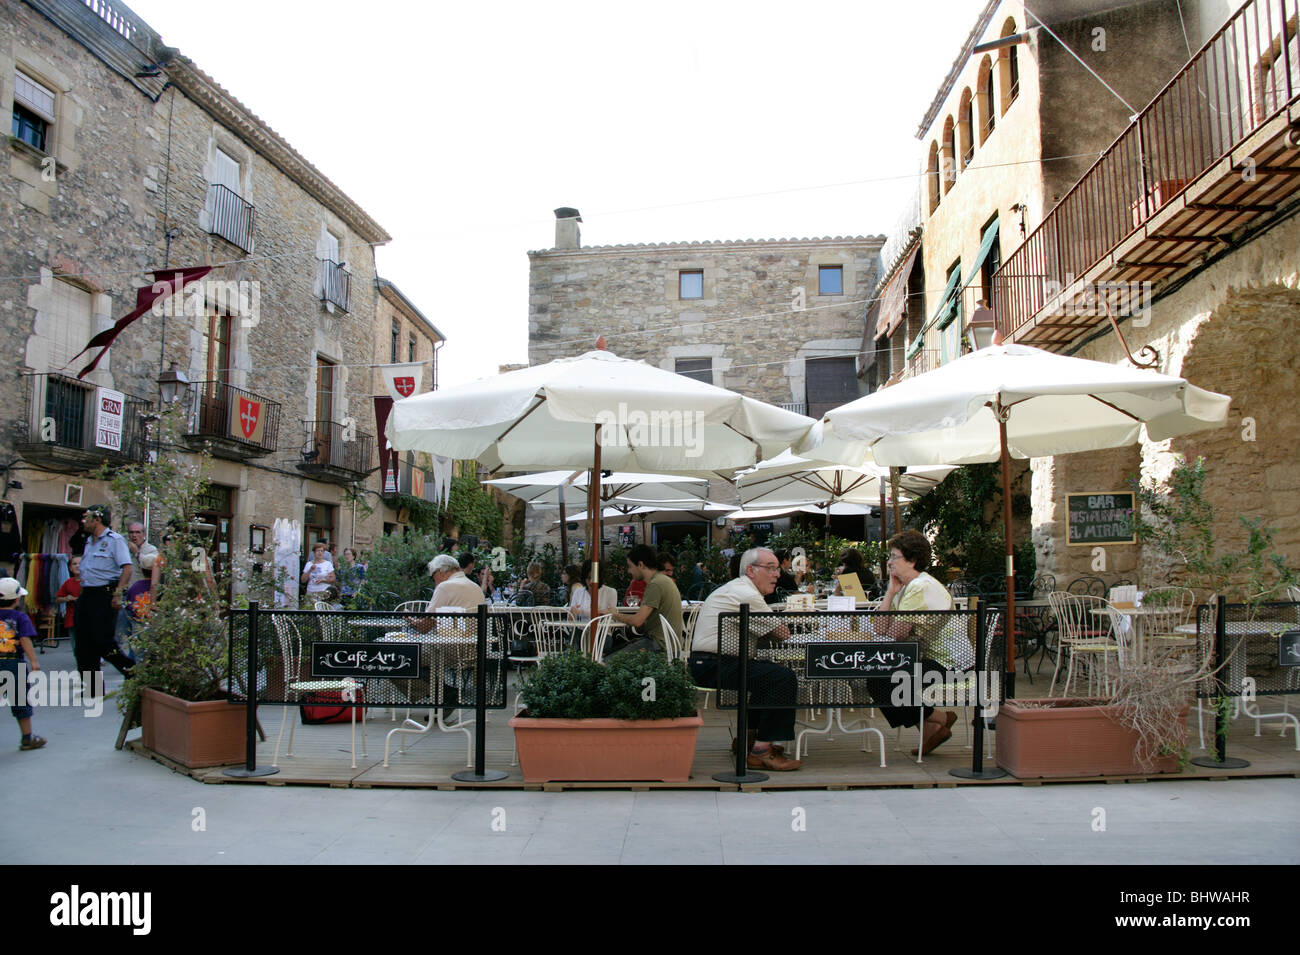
[75,586,134,695]
[866,658,948,729]
[689,653,796,743]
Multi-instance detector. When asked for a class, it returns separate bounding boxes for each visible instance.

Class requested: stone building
[525,208,884,549]
[371,278,446,539]
[870,0,1299,589]
[0,0,423,597]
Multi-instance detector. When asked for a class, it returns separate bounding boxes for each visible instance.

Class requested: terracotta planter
[140,688,247,769]
[509,712,703,782]
[995,698,1187,778]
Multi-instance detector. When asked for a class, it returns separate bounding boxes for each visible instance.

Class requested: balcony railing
[779,401,807,416]
[16,372,149,471]
[993,0,1300,341]
[183,382,281,459]
[319,258,351,311]
[298,420,375,483]
[904,348,941,381]
[206,182,255,251]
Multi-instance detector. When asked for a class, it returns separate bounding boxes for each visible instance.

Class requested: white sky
[125,0,980,386]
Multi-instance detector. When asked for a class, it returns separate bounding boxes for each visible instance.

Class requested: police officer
[76,505,135,698]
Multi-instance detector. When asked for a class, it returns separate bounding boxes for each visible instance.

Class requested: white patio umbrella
[729,501,876,521]
[389,345,815,607]
[796,342,1232,680]
[736,450,953,509]
[484,470,709,507]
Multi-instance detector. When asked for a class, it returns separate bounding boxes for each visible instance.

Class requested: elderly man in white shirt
[689,547,801,771]
[411,553,486,720]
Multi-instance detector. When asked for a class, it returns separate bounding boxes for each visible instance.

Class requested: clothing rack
[12,552,71,616]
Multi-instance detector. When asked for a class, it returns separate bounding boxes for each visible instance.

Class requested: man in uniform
[76,506,134,698]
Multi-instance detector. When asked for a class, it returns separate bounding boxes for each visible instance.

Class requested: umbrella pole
[558,490,569,568]
[879,485,888,581]
[890,468,902,532]
[999,412,1017,698]
[588,425,601,627]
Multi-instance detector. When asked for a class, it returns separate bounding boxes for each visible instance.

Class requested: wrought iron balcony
[206,182,255,251]
[297,420,375,484]
[320,259,350,311]
[15,372,150,472]
[779,401,807,416]
[182,382,281,460]
[903,348,941,381]
[993,0,1300,351]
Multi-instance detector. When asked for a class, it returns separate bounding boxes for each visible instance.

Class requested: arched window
[941,117,957,193]
[927,141,941,214]
[997,18,1020,115]
[958,89,974,167]
[977,55,995,143]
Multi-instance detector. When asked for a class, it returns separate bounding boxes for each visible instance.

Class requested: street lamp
[968,304,999,350]
[157,361,190,404]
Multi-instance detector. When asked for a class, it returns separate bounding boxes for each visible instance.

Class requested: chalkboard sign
[1067,492,1135,545]
[310,642,421,679]
[804,641,918,679]
[1279,630,1300,667]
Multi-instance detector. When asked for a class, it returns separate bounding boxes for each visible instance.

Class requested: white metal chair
[680,604,715,710]
[1140,587,1196,665]
[1048,592,1120,696]
[271,615,366,768]
[384,599,433,720]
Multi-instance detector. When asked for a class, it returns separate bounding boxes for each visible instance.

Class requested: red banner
[373,395,398,490]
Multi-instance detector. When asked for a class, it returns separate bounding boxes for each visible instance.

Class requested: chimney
[554,207,582,250]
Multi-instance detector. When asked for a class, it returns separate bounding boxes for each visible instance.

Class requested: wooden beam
[1187,202,1275,212]
[1117,260,1186,269]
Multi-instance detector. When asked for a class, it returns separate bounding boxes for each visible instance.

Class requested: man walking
[76,506,134,698]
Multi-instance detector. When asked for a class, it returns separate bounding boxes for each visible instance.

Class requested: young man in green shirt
[609,545,683,657]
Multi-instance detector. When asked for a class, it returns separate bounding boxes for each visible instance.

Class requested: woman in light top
[568,558,617,620]
[560,564,582,602]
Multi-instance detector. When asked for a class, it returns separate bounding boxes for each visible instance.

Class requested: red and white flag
[379,362,423,401]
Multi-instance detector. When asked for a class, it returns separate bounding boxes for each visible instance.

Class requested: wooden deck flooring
[125,692,1300,792]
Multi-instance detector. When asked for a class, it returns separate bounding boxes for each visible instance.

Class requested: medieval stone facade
[873,0,1299,591]
[0,0,423,593]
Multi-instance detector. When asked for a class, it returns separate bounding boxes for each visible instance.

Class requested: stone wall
[1,1,394,589]
[1031,212,1300,593]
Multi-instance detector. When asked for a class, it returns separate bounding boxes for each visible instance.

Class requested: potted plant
[105,409,245,769]
[510,650,702,782]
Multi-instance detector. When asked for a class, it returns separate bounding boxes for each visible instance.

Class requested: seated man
[689,547,801,771]
[609,545,683,657]
[413,554,487,720]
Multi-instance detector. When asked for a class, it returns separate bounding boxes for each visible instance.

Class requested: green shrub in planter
[520,650,697,720]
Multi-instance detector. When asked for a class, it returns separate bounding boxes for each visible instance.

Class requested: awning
[959,218,1000,303]
[929,260,963,327]
[875,244,920,339]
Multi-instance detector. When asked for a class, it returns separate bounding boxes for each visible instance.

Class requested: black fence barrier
[228,606,509,710]
[706,605,1006,781]
[1191,597,1300,769]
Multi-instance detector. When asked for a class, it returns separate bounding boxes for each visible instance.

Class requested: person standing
[75,506,134,698]
[55,555,82,647]
[1,577,45,750]
[300,541,336,600]
[609,545,683,657]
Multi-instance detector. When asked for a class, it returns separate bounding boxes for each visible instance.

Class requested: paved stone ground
[4,643,1298,864]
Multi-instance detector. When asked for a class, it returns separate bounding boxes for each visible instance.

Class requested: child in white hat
[0,577,46,750]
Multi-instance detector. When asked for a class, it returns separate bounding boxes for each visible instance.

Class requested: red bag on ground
[299,687,365,724]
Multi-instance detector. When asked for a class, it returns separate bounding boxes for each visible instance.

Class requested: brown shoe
[747,748,802,771]
[911,725,953,757]
[732,736,785,757]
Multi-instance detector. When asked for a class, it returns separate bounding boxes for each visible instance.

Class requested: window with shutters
[12,70,55,152]
[804,356,858,421]
[675,357,713,384]
[206,147,254,250]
